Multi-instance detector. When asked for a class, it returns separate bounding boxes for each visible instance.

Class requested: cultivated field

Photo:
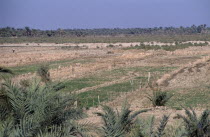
[1,41,210,136]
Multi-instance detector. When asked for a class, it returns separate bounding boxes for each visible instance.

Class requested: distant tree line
[0,24,209,37]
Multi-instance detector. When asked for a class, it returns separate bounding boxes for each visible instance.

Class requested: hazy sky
[0,0,210,29]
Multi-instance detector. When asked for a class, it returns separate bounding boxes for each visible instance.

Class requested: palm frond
[130,109,151,121]
[0,79,86,136]
[0,106,10,121]
[198,109,210,135]
[95,105,117,129]
[95,104,148,137]
[131,115,170,137]
[184,107,197,123]
[175,108,210,137]
[149,116,155,136]
[155,115,170,137]
[0,119,14,137]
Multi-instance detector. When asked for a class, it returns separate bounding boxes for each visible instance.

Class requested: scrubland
[0,40,209,136]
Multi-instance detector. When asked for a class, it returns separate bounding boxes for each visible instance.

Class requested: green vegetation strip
[61,76,110,92]
[9,58,95,75]
[124,42,209,51]
[61,66,176,93]
[61,66,176,108]
[1,34,210,44]
[77,77,146,108]
[62,65,209,109]
[9,59,177,109]
[166,86,210,108]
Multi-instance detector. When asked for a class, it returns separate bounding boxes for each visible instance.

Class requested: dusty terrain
[0,41,210,126]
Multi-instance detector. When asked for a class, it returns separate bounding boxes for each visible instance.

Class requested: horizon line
[0,24,208,31]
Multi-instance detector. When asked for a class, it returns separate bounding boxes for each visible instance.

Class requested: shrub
[37,65,51,83]
[107,44,114,48]
[146,87,173,107]
[187,42,194,46]
[107,51,114,54]
[19,79,30,88]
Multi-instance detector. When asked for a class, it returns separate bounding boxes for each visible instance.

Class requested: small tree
[146,85,173,107]
[37,65,51,83]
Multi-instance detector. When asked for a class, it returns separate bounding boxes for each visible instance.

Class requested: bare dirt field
[1,41,210,127]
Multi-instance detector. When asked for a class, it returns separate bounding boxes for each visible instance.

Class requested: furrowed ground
[1,41,210,127]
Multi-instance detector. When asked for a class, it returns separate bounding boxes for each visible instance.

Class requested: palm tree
[131,115,170,137]
[174,107,210,137]
[37,65,51,83]
[0,67,14,121]
[95,104,150,137]
[25,27,31,36]
[0,80,92,137]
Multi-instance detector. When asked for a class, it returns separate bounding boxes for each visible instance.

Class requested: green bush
[37,65,51,83]
[146,88,173,107]
[19,79,30,88]
[107,44,114,48]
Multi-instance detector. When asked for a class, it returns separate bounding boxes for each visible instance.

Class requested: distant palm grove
[0,24,209,37]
